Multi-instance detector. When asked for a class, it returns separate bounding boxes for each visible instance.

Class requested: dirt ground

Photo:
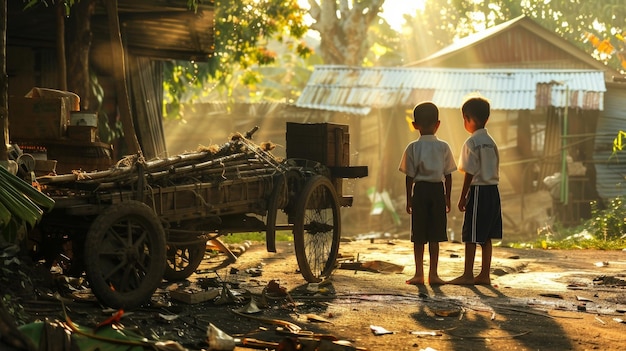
[202,239,626,351]
[1,191,625,351]
[3,237,625,351]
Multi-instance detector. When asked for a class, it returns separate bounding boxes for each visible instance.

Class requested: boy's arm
[457,172,474,212]
[444,173,452,213]
[405,176,413,214]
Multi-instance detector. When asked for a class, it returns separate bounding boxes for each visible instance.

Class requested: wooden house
[6,0,215,170]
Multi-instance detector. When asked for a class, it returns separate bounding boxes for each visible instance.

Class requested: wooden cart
[32,123,367,309]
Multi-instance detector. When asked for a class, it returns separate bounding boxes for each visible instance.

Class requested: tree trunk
[105,0,141,156]
[56,2,67,91]
[307,0,384,65]
[67,0,96,110]
[0,0,7,160]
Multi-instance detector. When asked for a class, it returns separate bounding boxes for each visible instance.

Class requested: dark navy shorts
[462,185,503,243]
[411,181,448,244]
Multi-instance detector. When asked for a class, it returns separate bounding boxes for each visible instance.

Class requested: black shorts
[411,181,448,244]
[462,185,503,243]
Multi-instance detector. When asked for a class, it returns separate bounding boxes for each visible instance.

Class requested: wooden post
[105,0,141,156]
[56,2,67,91]
[0,0,8,160]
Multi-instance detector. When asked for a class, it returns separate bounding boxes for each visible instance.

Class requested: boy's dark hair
[413,101,439,127]
[462,96,490,124]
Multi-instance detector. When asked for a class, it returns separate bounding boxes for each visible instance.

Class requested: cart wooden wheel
[293,175,341,282]
[84,201,166,309]
[265,174,287,253]
[164,242,206,281]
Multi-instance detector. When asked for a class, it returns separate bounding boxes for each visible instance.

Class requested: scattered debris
[353,232,393,242]
[245,267,263,277]
[410,330,443,336]
[170,288,220,304]
[158,313,180,322]
[305,313,334,324]
[593,275,626,286]
[339,260,404,274]
[369,325,394,335]
[214,283,243,305]
[207,323,237,350]
[433,308,461,317]
[235,298,262,314]
[539,293,563,299]
[576,296,593,302]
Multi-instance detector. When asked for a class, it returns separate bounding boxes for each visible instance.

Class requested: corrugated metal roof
[296,66,606,115]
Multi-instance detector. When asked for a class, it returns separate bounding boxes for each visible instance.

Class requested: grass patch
[506,225,626,250]
[507,237,626,250]
[219,230,294,244]
[508,196,626,250]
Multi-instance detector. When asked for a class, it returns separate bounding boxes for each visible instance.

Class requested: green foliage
[163,0,311,117]
[90,73,124,144]
[510,197,626,250]
[588,197,626,241]
[364,16,403,67]
[19,320,149,350]
[2,294,29,326]
[1,247,31,325]
[23,0,78,15]
[219,231,293,245]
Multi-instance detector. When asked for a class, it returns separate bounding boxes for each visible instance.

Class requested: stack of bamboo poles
[37,132,285,191]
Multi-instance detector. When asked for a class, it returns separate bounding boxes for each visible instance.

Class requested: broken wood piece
[339,260,404,273]
[170,288,220,304]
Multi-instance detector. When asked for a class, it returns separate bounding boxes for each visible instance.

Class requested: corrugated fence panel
[593,86,626,200]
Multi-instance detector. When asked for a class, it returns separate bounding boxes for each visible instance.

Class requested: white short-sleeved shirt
[398,135,457,183]
[458,128,499,185]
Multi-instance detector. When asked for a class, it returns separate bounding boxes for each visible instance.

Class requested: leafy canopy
[163,0,312,117]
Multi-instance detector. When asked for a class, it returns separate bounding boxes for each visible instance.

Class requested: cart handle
[245,126,259,139]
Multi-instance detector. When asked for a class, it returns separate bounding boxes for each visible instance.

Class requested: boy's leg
[448,242,477,285]
[406,243,426,285]
[475,239,492,285]
[427,242,446,285]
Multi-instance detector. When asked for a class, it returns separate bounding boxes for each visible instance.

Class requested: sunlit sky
[381,0,425,30]
[298,1,426,31]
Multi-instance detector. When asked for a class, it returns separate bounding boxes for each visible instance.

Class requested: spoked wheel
[84,201,166,309]
[164,242,206,281]
[293,176,341,282]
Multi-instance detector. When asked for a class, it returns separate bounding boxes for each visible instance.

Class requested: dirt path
[3,239,625,351]
[218,239,626,351]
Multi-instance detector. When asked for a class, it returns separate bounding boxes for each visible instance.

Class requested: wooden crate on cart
[286,122,367,205]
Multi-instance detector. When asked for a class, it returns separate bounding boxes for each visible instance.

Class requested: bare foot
[405,276,425,285]
[447,274,475,285]
[428,276,447,285]
[474,273,491,285]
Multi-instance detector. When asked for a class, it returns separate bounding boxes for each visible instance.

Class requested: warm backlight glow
[298,0,426,31]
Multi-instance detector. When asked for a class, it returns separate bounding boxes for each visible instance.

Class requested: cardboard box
[67,125,98,142]
[9,96,70,141]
